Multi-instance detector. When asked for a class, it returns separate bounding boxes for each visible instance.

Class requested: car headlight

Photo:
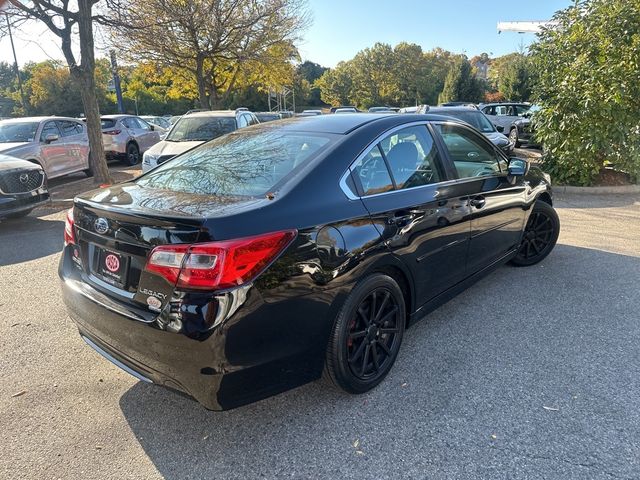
[142,152,157,165]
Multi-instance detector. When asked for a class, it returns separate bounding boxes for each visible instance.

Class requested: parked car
[427,106,514,155]
[60,113,558,410]
[278,111,295,119]
[0,116,90,179]
[299,109,322,116]
[169,115,182,125]
[439,102,478,108]
[398,106,419,114]
[368,106,394,113]
[100,115,162,166]
[142,110,259,172]
[509,105,540,148]
[330,106,360,113]
[0,154,50,219]
[254,112,282,123]
[140,116,171,131]
[480,102,531,132]
[334,107,358,114]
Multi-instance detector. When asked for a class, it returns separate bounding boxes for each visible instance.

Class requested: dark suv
[0,154,50,219]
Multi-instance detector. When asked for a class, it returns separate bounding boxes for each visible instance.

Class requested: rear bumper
[0,189,50,217]
[59,247,337,410]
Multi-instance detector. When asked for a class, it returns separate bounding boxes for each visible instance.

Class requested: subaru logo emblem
[19,173,29,184]
[94,217,109,235]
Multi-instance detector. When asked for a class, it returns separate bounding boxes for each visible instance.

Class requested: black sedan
[0,154,50,219]
[59,114,559,410]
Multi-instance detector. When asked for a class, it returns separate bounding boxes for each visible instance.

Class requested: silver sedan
[0,116,91,179]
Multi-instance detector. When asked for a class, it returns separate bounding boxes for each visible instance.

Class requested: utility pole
[109,50,124,114]
[4,12,28,114]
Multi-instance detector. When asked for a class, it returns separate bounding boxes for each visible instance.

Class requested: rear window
[101,119,116,129]
[166,116,237,142]
[136,129,334,197]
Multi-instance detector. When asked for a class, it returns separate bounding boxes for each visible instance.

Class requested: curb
[555,184,640,195]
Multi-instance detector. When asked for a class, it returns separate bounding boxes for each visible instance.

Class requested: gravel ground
[0,192,638,480]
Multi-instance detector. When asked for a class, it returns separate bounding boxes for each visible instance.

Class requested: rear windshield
[166,116,237,142]
[136,129,334,197]
[100,119,116,129]
[0,122,39,143]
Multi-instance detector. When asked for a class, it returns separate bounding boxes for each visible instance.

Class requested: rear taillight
[63,208,75,245]
[103,129,121,135]
[145,230,296,290]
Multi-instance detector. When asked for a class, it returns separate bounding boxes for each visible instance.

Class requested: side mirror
[495,124,504,133]
[44,133,59,144]
[508,157,529,177]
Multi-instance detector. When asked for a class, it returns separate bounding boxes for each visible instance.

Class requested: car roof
[429,107,480,113]
[258,113,452,135]
[0,116,79,123]
[182,110,238,118]
[480,102,530,107]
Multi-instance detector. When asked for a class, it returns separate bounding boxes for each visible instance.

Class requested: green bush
[531,0,640,186]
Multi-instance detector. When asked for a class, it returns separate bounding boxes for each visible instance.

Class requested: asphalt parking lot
[0,191,638,479]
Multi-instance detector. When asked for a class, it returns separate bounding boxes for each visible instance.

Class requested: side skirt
[407,248,518,327]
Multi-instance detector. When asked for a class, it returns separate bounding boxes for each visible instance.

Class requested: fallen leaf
[401,382,408,387]
[203,435,209,440]
[356,450,364,455]
[490,434,497,440]
[95,445,103,450]
[543,406,559,411]
[12,390,27,398]
[352,439,360,448]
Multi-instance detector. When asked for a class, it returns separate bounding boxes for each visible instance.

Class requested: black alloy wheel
[325,274,405,393]
[511,200,560,267]
[125,143,140,166]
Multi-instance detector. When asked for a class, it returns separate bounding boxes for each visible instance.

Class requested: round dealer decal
[105,254,120,272]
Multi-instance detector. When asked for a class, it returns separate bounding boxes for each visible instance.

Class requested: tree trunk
[75,70,110,184]
[75,0,111,185]
[195,57,209,109]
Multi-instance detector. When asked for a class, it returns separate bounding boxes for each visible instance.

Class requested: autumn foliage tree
[114,0,310,109]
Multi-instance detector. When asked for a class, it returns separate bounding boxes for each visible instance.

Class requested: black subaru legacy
[59,114,559,410]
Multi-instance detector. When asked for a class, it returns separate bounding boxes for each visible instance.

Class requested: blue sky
[0,0,572,67]
[299,0,573,66]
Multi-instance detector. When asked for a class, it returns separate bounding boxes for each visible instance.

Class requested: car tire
[509,127,521,148]
[124,143,140,166]
[510,200,560,267]
[324,274,406,394]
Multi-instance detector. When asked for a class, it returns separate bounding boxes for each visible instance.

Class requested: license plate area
[91,245,130,288]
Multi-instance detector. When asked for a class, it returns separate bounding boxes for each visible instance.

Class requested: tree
[4,0,114,184]
[531,0,640,185]
[115,0,310,109]
[489,53,535,101]
[438,57,484,104]
[315,62,353,106]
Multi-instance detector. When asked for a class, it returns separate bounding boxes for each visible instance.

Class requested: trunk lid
[72,183,262,311]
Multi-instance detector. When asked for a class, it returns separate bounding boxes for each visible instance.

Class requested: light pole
[4,12,27,114]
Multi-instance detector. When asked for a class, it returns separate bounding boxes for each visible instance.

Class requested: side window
[121,117,134,129]
[435,123,504,178]
[352,145,394,196]
[40,121,61,142]
[237,115,248,128]
[57,120,82,137]
[495,106,507,116]
[482,106,493,115]
[135,118,151,130]
[378,125,441,189]
[515,105,530,116]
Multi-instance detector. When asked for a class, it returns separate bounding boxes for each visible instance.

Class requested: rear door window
[57,120,83,136]
[352,146,394,196]
[100,119,116,129]
[379,125,442,189]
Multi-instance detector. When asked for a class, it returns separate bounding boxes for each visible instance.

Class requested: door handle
[469,196,486,209]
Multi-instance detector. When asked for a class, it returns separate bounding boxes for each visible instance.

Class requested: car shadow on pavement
[0,215,63,266]
[118,244,640,479]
